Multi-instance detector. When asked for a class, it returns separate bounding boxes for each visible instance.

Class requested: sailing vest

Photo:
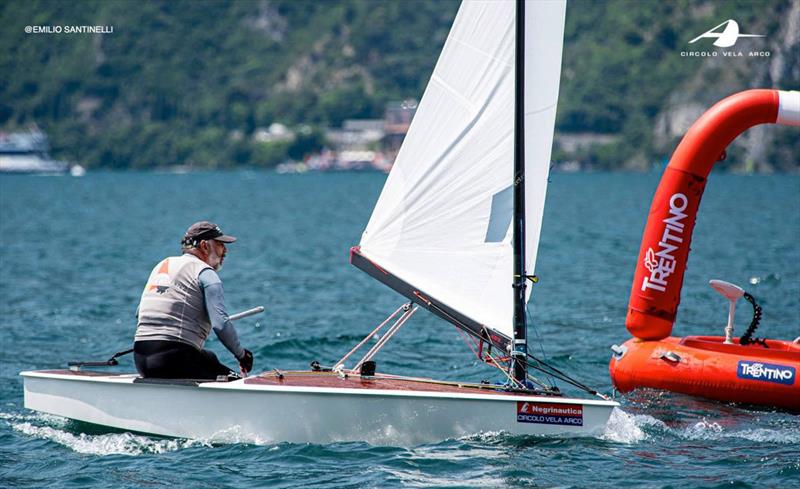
[135,254,213,350]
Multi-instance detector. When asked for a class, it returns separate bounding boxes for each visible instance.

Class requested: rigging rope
[455,325,482,361]
[484,352,526,389]
[356,303,606,398]
[453,322,559,392]
[519,353,603,397]
[525,307,556,389]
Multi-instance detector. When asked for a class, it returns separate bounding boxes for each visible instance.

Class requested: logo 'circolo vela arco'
[689,19,764,48]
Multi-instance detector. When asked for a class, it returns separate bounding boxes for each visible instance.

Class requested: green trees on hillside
[1,0,796,170]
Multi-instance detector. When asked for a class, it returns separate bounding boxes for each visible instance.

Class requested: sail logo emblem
[737,361,795,385]
[517,402,583,426]
[641,193,688,293]
[689,20,764,48]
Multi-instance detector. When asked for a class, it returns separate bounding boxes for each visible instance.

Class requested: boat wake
[2,411,210,456]
[681,419,800,444]
[601,407,650,443]
[8,403,795,455]
[450,408,651,445]
[598,407,800,445]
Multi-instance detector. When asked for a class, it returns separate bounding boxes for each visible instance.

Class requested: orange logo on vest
[147,259,171,293]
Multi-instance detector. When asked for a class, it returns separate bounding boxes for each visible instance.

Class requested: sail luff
[512,0,528,382]
[522,0,566,283]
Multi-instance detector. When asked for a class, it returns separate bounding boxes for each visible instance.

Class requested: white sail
[359,0,566,340]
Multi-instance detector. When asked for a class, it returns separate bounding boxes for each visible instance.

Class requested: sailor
[133,221,254,380]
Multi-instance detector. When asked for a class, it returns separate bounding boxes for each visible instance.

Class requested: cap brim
[213,235,237,243]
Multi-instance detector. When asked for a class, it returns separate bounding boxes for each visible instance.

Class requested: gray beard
[206,242,223,272]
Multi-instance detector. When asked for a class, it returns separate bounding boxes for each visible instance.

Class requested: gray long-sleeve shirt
[199,268,245,359]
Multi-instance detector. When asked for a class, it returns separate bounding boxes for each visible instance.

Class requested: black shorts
[134,340,235,380]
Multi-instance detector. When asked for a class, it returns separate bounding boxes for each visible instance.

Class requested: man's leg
[194,349,237,379]
[135,341,234,380]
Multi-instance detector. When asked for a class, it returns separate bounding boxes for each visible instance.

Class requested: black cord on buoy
[739,292,767,347]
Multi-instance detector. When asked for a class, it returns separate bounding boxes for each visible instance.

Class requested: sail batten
[357,0,566,343]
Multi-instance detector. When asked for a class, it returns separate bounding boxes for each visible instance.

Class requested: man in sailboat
[133,221,254,380]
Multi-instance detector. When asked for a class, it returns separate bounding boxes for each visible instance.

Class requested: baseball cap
[182,221,237,246]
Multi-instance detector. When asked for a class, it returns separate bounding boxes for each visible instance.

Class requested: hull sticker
[737,361,796,385]
[517,402,583,426]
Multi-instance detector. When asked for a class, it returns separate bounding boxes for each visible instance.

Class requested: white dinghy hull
[22,370,617,446]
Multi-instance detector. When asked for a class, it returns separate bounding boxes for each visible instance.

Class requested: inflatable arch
[626,89,800,341]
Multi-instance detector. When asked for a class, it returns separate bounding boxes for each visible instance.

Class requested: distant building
[343,119,385,133]
[383,99,417,157]
[283,99,418,173]
[325,119,384,153]
[253,123,294,143]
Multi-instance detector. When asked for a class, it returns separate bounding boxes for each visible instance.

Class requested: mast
[512,0,528,383]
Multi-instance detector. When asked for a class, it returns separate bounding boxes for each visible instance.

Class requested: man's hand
[239,349,254,375]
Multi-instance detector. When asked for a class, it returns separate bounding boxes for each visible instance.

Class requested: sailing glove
[239,349,254,374]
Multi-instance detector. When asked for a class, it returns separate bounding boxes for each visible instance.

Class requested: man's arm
[199,268,245,359]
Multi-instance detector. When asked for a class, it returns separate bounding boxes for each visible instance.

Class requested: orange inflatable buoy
[611,89,800,410]
[610,336,800,411]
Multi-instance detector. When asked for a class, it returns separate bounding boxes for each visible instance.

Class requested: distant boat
[22,0,617,444]
[0,129,70,174]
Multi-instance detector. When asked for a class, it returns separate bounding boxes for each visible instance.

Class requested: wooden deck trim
[243,371,534,397]
[26,369,561,399]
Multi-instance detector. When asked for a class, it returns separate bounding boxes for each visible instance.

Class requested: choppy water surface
[1,171,798,488]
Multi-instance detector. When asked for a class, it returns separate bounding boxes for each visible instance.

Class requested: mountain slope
[1,0,797,170]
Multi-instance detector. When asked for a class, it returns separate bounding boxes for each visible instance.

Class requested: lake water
[1,171,798,488]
